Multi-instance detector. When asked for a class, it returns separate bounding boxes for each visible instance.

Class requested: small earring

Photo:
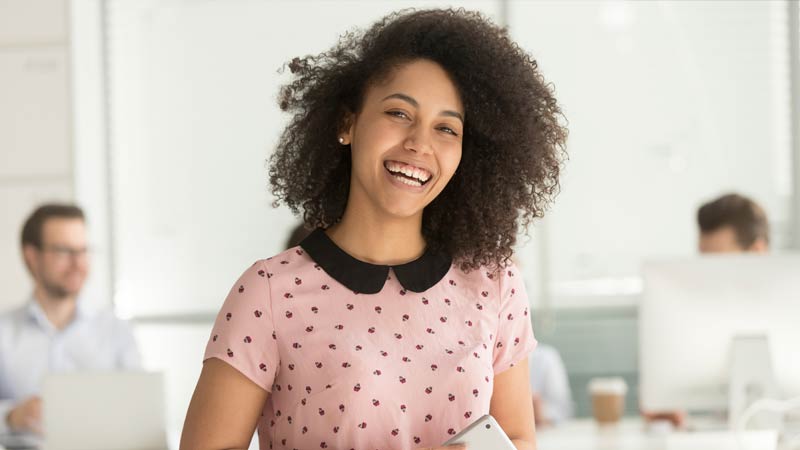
[338,137,345,144]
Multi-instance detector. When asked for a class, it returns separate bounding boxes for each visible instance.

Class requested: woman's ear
[338,110,355,145]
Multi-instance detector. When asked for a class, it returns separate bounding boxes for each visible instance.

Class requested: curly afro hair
[270,8,567,272]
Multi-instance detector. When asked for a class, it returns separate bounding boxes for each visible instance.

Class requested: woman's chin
[378,201,427,221]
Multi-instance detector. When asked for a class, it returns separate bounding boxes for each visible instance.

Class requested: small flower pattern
[204,247,536,450]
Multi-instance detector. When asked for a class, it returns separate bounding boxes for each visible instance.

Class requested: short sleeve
[204,260,278,392]
[492,263,537,374]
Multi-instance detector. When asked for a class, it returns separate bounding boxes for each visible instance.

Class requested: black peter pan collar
[299,228,452,294]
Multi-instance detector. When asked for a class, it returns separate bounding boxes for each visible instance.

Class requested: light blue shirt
[530,344,574,424]
[0,298,141,433]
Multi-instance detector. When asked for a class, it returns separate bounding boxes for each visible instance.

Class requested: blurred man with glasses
[0,204,141,435]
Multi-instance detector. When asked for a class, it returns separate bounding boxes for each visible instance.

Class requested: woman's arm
[490,358,537,450]
[180,358,269,450]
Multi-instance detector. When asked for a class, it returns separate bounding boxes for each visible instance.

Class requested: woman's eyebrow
[382,92,419,107]
[381,92,464,124]
[441,110,464,124]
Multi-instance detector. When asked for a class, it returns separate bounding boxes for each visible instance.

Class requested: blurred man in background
[697,193,769,253]
[0,204,141,435]
[530,344,574,427]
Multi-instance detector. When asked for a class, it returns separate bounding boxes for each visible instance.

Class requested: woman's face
[342,59,464,222]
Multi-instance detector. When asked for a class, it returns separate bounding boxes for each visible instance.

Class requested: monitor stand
[728,334,779,430]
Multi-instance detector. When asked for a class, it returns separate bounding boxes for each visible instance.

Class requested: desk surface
[536,418,779,450]
[537,418,661,450]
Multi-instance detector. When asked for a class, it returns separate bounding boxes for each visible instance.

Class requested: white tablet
[443,414,516,450]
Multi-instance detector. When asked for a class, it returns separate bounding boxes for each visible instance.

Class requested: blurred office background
[1,0,798,434]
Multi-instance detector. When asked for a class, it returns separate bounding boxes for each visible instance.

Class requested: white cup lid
[588,377,628,395]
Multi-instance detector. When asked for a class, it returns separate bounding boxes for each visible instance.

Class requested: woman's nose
[403,125,434,155]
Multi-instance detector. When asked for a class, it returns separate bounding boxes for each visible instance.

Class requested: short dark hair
[21,203,85,249]
[270,8,567,271]
[697,193,769,248]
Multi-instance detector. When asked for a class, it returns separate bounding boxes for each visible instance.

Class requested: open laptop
[0,432,41,450]
[41,372,168,450]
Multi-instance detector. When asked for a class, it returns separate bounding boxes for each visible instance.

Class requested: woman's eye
[387,110,410,120]
[438,126,459,137]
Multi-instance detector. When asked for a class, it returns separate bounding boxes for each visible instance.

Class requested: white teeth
[392,173,422,187]
[385,161,431,183]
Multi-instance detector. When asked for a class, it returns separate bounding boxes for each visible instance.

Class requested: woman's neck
[326,209,426,266]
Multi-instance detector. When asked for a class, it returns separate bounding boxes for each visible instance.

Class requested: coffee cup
[588,377,627,424]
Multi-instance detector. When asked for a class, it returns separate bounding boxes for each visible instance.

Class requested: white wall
[0,0,74,312]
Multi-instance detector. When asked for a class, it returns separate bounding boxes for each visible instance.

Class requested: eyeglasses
[39,245,91,260]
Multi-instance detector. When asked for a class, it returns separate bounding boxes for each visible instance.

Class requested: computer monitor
[639,254,800,422]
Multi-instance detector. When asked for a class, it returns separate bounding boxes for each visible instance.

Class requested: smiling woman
[181,8,567,450]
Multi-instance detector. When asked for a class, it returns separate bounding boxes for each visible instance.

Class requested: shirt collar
[299,228,452,294]
[26,295,90,332]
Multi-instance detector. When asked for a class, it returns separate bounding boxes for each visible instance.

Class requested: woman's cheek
[442,148,462,181]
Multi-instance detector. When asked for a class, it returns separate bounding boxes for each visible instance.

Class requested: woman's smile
[383,160,434,192]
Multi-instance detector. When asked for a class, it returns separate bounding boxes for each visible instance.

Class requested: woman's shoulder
[261,245,310,266]
[441,261,528,311]
[448,260,521,285]
[256,245,318,282]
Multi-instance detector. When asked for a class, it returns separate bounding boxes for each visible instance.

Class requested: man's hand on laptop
[7,396,43,434]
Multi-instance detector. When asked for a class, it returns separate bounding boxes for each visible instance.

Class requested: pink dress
[204,231,536,450]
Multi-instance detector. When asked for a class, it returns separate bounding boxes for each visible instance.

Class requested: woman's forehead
[366,59,464,113]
